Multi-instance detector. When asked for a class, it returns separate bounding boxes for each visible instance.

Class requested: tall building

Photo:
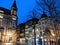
[0,0,18,43]
[0,7,11,41]
[38,12,60,45]
[24,18,39,45]
[38,13,55,34]
[11,0,17,30]
[55,20,60,30]
[38,13,56,44]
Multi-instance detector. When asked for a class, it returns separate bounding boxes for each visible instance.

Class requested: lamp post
[32,9,37,45]
[33,20,36,45]
[27,8,38,45]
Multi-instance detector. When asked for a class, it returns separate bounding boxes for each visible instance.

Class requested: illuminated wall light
[25,25,29,28]
[20,38,25,44]
[36,38,39,41]
[0,15,3,18]
[20,33,24,36]
[7,33,12,36]
[42,39,44,41]
[52,33,55,36]
[25,31,29,34]
[36,29,39,31]
[3,32,6,35]
[44,39,47,41]
[30,34,32,37]
[12,18,16,20]
[4,43,13,45]
[32,29,34,32]
[36,35,39,37]
[51,30,55,36]
[0,10,4,13]
[40,36,43,39]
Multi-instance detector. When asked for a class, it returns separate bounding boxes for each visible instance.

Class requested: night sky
[0,0,36,25]
[0,0,60,25]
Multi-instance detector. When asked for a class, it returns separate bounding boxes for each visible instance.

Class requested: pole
[33,18,36,45]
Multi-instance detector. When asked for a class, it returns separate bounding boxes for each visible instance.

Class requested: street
[0,43,24,45]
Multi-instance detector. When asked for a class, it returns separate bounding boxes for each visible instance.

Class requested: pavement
[0,43,25,45]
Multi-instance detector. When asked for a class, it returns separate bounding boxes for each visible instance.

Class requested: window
[40,32,42,35]
[39,22,41,25]
[0,19,3,27]
[45,21,47,24]
[12,21,16,29]
[42,22,44,24]
[39,27,41,30]
[9,37,12,42]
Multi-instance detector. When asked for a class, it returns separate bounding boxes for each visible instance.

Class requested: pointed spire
[12,0,17,10]
[11,0,17,15]
[41,11,48,18]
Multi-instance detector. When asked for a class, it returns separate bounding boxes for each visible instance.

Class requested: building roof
[0,7,11,15]
[41,12,48,18]
[12,0,17,10]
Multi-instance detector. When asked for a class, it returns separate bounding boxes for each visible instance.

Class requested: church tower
[11,0,17,16]
[5,0,18,42]
[11,0,18,29]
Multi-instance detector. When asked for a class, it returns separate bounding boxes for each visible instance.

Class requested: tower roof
[41,12,48,18]
[12,0,17,10]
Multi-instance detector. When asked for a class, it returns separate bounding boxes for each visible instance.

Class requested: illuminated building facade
[55,20,60,30]
[38,13,60,45]
[25,19,39,45]
[0,0,17,43]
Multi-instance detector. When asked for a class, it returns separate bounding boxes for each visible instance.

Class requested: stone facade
[0,0,17,43]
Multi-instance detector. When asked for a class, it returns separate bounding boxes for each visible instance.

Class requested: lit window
[11,10,16,15]
[14,11,16,15]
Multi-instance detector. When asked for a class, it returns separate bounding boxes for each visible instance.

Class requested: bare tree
[36,0,60,18]
[27,9,38,45]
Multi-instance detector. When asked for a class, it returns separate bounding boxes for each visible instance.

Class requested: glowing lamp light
[44,39,47,41]
[36,39,39,41]
[36,29,39,31]
[8,33,12,36]
[4,43,13,45]
[25,31,29,34]
[51,30,55,36]
[32,29,34,32]
[40,36,43,39]
[4,32,5,35]
[12,18,16,20]
[52,33,55,36]
[0,15,3,18]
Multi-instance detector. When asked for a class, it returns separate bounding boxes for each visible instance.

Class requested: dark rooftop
[12,0,17,10]
[41,12,48,18]
[0,7,11,15]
